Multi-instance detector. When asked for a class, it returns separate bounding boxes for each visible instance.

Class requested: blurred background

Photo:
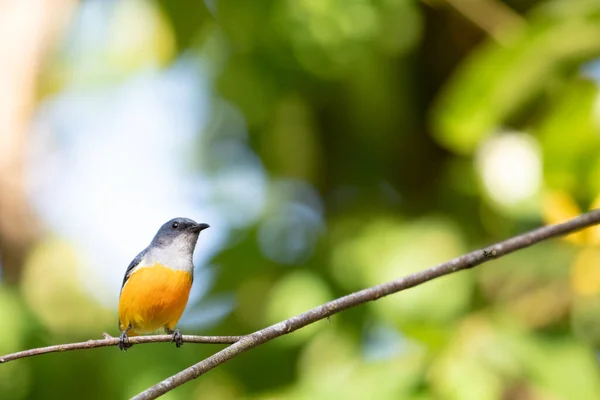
[1,0,600,399]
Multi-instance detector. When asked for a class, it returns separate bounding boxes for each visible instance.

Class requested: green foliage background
[4,0,600,399]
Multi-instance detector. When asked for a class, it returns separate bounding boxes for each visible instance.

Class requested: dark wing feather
[120,249,147,291]
[118,249,147,331]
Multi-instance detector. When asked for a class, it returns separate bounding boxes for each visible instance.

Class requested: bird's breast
[118,263,193,333]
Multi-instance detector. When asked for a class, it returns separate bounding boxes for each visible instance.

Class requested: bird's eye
[172,222,179,229]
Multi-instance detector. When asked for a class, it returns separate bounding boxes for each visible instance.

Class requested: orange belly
[118,264,192,335]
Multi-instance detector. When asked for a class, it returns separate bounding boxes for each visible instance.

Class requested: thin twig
[133,209,600,400]
[0,333,242,363]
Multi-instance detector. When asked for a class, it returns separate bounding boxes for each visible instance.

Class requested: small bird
[118,217,209,350]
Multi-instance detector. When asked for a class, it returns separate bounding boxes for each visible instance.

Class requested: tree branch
[422,0,525,44]
[0,0,74,284]
[0,333,242,363]
[133,209,600,400]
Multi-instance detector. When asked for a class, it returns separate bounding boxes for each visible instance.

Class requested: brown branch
[0,333,242,363]
[133,209,600,400]
[424,0,525,44]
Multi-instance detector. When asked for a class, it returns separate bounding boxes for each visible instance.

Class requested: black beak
[189,223,210,233]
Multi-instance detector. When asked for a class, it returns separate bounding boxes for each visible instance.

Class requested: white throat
[140,238,196,273]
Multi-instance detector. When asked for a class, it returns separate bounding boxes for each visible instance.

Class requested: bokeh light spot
[476,131,542,208]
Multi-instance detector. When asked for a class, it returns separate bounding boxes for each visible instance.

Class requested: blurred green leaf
[156,0,211,51]
[432,2,600,154]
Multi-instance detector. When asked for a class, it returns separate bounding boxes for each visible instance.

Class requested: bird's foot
[118,331,132,351]
[170,330,183,348]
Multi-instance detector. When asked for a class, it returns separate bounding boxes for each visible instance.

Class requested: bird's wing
[120,249,147,291]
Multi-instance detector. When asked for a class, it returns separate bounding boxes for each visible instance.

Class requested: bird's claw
[118,331,132,351]
[171,330,183,348]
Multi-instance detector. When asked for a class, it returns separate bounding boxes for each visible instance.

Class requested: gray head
[150,217,210,250]
[132,217,209,274]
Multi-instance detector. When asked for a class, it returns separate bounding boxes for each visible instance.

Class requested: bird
[117,217,209,350]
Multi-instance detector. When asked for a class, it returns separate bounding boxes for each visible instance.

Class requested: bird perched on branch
[117,217,209,350]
